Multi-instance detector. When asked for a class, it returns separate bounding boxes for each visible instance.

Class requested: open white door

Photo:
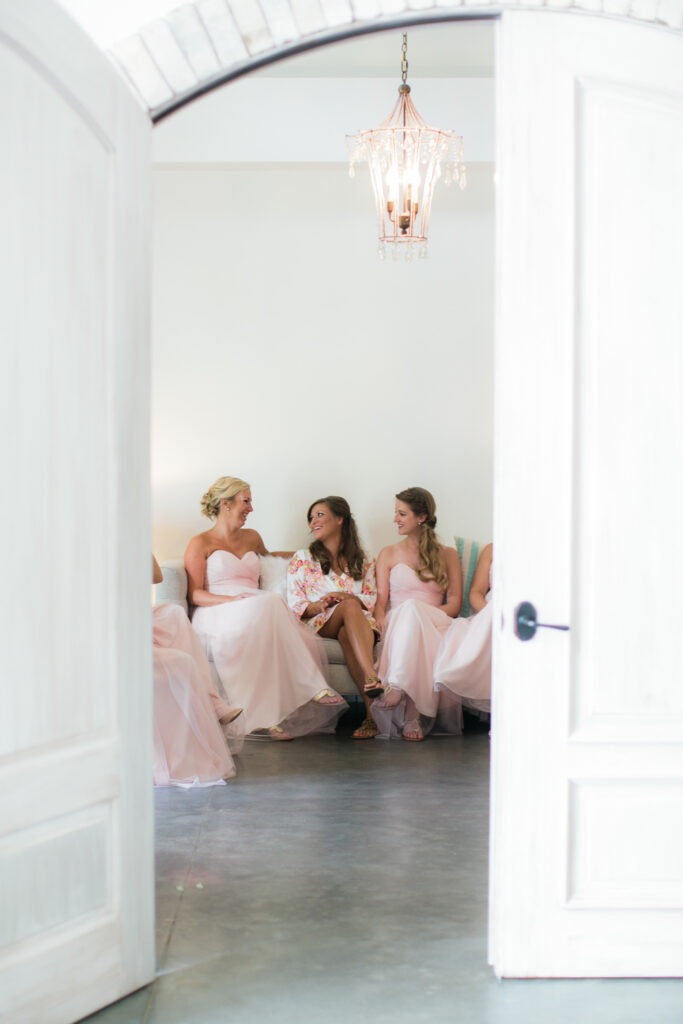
[490,10,683,977]
[0,1,154,1020]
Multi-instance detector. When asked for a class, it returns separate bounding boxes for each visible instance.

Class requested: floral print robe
[287,550,377,633]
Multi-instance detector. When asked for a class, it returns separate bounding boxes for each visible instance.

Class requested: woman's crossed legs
[320,599,378,739]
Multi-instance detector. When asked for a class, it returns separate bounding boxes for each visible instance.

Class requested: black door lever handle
[514,601,570,641]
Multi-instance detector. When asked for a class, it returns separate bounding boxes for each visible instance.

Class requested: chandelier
[348,33,466,260]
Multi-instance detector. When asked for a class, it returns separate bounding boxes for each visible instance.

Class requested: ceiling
[57,0,181,48]
[253,22,496,79]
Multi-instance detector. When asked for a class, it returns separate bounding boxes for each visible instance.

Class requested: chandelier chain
[401,33,408,84]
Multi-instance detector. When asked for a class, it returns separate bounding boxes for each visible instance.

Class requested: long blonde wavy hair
[200,476,250,520]
[396,487,448,590]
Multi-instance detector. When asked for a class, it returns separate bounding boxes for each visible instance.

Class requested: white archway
[4,3,683,1019]
[105,0,683,118]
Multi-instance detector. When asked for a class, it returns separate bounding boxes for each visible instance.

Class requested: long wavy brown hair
[307,495,366,580]
[396,487,448,590]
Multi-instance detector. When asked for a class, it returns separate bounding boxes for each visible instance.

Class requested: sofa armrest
[155,558,188,613]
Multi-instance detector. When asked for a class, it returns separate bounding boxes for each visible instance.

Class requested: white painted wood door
[0,1,154,1020]
[490,10,683,977]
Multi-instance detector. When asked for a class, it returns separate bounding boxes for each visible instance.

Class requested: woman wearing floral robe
[288,496,379,739]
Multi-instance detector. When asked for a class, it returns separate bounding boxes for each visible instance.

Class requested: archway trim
[106,0,683,120]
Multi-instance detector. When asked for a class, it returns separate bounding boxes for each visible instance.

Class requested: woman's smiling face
[309,502,343,545]
[223,488,253,526]
[394,499,422,536]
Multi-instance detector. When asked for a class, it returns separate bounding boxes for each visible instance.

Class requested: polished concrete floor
[85,713,683,1024]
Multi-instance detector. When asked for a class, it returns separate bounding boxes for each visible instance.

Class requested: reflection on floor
[84,713,682,1024]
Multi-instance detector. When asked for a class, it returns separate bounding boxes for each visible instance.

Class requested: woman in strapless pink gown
[434,543,493,713]
[186,477,346,740]
[152,556,239,787]
[372,488,464,741]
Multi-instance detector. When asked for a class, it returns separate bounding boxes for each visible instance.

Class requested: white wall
[152,77,495,163]
[151,159,495,560]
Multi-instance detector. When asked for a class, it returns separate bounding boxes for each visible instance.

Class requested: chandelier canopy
[348,34,466,260]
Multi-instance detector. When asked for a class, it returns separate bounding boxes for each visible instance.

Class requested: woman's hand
[304,592,359,617]
[303,592,360,618]
[320,592,359,611]
[374,611,387,637]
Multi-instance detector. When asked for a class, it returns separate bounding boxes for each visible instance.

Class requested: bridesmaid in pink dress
[434,543,493,713]
[152,556,240,787]
[186,477,346,740]
[372,488,464,741]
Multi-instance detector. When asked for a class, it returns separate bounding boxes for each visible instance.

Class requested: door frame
[139,4,683,980]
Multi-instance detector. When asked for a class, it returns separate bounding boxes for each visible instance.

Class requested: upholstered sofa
[154,555,359,697]
[154,538,484,703]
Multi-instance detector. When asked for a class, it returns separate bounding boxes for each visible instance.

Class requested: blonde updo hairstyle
[396,486,448,590]
[200,476,250,520]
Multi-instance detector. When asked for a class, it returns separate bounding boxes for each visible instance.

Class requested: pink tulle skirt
[154,602,239,723]
[153,608,236,787]
[192,591,346,736]
[373,599,463,739]
[433,602,492,712]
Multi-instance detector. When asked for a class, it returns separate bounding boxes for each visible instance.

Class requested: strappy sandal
[269,725,293,741]
[218,707,243,725]
[402,719,424,742]
[313,688,346,706]
[374,685,404,710]
[363,675,384,699]
[352,716,378,740]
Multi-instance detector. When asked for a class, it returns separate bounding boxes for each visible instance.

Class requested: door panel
[491,11,683,977]
[572,76,683,742]
[0,1,153,1019]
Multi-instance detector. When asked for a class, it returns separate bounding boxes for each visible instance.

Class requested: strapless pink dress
[373,564,463,739]
[433,580,492,712]
[153,603,236,787]
[191,550,345,736]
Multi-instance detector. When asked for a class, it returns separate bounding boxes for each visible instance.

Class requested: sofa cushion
[454,536,482,618]
[258,554,289,598]
[155,558,188,613]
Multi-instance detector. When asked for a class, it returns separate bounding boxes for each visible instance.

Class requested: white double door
[2,3,683,1020]
[491,11,683,977]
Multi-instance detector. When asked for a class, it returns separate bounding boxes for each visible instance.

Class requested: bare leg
[320,601,376,679]
[336,625,373,717]
[320,603,378,738]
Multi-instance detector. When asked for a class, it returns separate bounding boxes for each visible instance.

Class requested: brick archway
[108,1,683,119]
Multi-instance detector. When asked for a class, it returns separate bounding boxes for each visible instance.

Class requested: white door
[490,10,683,977]
[0,1,154,1020]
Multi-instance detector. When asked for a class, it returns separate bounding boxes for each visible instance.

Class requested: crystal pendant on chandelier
[347,33,466,260]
